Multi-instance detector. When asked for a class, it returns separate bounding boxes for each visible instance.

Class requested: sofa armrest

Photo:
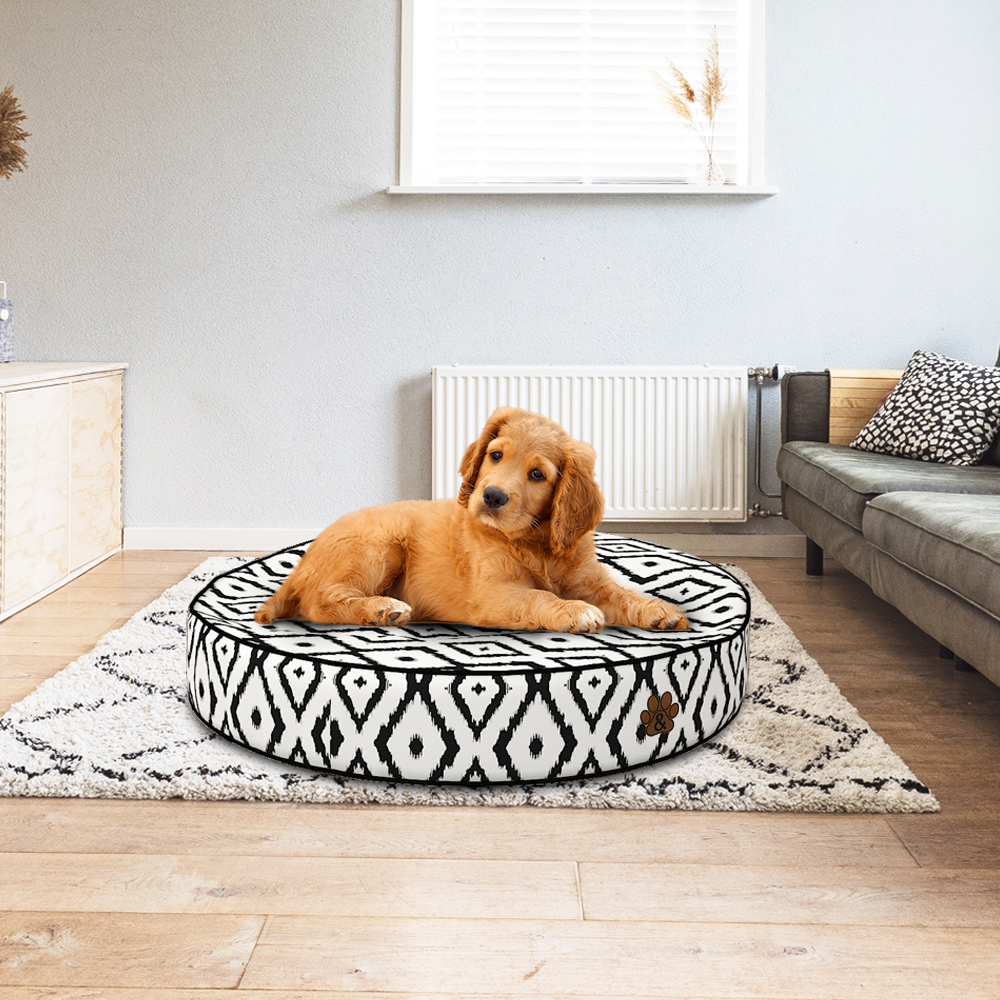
[780,371,830,443]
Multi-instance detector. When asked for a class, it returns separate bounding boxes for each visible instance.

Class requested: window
[395,0,768,192]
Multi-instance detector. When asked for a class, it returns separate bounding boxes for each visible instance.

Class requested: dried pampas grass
[0,86,30,181]
[650,27,727,176]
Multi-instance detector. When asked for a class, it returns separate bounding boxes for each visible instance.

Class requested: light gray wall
[3,0,999,534]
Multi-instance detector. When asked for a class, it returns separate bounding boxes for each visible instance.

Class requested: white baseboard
[123,528,322,551]
[124,526,806,558]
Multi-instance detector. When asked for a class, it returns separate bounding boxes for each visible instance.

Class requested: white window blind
[399,0,764,190]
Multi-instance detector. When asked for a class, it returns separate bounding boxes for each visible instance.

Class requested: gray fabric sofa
[776,353,1000,688]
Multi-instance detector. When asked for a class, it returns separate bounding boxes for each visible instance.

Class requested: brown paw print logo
[641,692,679,736]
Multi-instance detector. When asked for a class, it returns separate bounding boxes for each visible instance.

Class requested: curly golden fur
[255,407,689,633]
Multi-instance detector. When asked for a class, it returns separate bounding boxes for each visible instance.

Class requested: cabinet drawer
[3,383,72,609]
[71,374,123,571]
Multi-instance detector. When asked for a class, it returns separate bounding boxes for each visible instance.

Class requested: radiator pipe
[750,368,783,505]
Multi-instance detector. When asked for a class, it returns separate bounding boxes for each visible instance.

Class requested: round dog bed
[186,535,750,784]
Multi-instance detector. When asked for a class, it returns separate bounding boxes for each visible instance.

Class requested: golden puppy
[254,407,689,633]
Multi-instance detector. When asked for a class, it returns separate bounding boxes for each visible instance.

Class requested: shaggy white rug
[0,558,938,812]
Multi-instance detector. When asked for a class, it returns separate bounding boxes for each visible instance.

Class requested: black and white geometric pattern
[187,536,751,785]
[850,349,1000,466]
[0,553,940,811]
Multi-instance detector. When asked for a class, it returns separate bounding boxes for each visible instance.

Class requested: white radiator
[432,365,748,522]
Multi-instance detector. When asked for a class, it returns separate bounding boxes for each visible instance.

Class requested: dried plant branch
[670,63,696,104]
[0,85,30,180]
[651,27,727,170]
[700,28,726,124]
[650,67,695,128]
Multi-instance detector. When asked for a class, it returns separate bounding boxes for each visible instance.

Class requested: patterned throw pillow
[850,350,1000,465]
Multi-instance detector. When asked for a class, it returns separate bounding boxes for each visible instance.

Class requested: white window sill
[387,183,778,195]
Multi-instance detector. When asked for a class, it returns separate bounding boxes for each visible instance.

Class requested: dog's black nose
[482,486,509,509]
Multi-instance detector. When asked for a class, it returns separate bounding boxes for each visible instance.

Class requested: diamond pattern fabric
[186,535,751,784]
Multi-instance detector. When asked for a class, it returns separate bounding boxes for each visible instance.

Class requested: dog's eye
[529,469,545,481]
[490,451,502,462]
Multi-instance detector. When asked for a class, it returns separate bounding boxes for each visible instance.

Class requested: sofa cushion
[777,440,1000,531]
[850,350,1000,466]
[864,492,1000,620]
[780,371,830,444]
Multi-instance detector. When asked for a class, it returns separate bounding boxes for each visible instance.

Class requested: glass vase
[690,155,726,187]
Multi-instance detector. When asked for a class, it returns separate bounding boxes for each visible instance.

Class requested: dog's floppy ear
[550,438,604,554]
[458,406,518,507]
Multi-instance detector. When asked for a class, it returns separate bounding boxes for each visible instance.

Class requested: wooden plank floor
[1,549,999,998]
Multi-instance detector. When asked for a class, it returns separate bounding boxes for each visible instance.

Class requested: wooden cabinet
[1,362,127,620]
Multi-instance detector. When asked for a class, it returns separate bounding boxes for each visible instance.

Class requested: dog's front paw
[550,601,605,634]
[367,599,412,626]
[629,598,689,631]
